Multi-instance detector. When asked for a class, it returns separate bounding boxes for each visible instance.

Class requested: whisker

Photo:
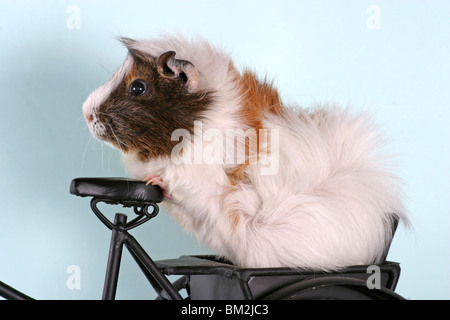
[79,135,92,174]
[101,141,104,168]
[105,121,131,150]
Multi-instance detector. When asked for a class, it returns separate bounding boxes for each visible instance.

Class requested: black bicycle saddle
[70,177,164,204]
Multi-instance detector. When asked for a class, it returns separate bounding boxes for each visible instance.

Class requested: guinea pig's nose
[84,111,93,123]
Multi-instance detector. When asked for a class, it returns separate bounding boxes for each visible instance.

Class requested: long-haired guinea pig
[82,35,408,270]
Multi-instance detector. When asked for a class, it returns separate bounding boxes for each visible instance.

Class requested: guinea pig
[82,34,408,270]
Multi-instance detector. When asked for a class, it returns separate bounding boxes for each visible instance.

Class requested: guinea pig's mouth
[88,117,118,148]
[90,118,132,152]
[88,117,106,140]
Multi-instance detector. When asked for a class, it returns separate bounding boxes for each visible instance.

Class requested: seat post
[102,213,127,300]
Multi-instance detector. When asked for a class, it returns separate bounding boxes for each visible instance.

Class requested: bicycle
[0,177,405,300]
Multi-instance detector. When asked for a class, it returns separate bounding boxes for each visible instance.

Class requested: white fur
[87,35,408,271]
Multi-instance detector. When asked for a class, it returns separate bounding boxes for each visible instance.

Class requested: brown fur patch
[229,210,241,229]
[225,66,283,185]
[226,164,250,186]
[220,183,243,231]
[237,69,282,130]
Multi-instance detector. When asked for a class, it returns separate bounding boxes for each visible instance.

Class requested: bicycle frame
[0,281,33,300]
[91,198,183,300]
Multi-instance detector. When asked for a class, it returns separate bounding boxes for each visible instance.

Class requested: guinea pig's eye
[129,79,148,96]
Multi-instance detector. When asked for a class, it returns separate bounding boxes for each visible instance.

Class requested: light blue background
[0,0,448,300]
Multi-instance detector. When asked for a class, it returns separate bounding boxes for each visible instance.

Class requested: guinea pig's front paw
[144,174,172,200]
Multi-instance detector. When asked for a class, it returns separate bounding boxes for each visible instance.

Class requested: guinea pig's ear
[119,37,150,62]
[157,51,200,92]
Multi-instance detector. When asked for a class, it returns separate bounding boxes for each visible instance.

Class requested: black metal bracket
[90,197,159,231]
[88,197,182,300]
